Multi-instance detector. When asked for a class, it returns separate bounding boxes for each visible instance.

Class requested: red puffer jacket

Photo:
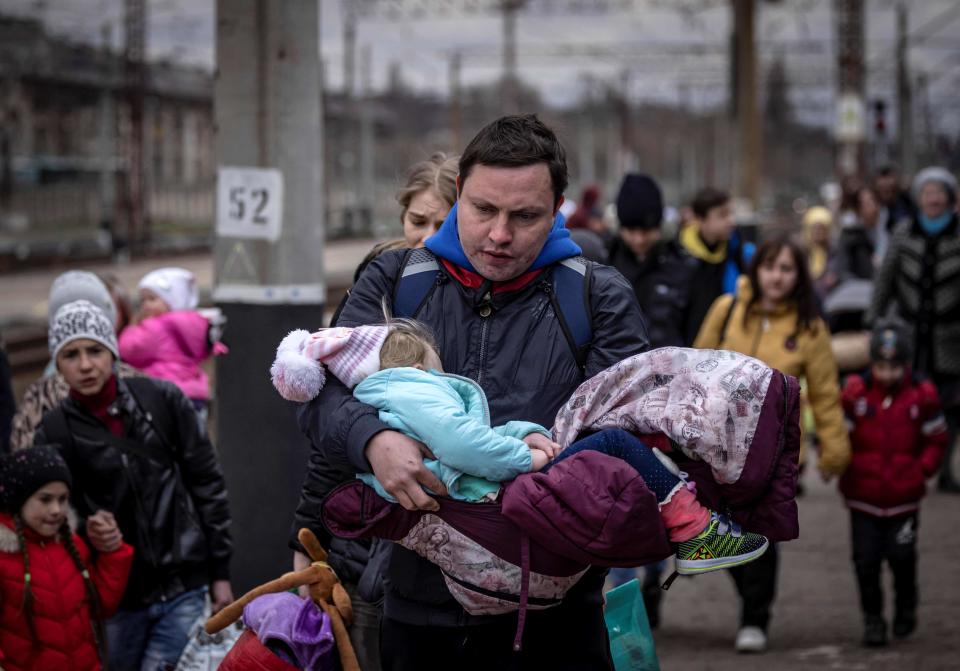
[839,372,947,513]
[0,513,133,671]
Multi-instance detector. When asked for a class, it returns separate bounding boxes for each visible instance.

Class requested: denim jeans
[106,587,207,671]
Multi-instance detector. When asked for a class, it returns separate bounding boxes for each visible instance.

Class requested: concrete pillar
[213,0,325,591]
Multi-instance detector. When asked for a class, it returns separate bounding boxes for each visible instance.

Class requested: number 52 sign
[216,167,284,241]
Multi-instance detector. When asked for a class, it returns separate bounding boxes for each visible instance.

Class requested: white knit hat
[138,267,199,312]
[271,326,389,402]
[912,166,958,205]
[48,300,119,361]
[48,271,117,327]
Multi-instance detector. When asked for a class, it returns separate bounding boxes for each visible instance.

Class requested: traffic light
[873,99,887,136]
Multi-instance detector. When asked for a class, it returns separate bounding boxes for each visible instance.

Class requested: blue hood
[424,202,582,273]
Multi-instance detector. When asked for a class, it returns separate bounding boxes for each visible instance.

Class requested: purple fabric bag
[242,593,335,671]
[501,451,672,566]
[322,449,672,651]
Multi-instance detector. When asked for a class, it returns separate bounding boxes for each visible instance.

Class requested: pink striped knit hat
[271,326,389,402]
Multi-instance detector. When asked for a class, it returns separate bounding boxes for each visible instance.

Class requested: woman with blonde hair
[396,152,459,249]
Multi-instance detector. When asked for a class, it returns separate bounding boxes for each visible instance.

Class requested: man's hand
[523,432,561,460]
[210,579,234,614]
[365,430,447,511]
[86,510,123,553]
[529,449,550,472]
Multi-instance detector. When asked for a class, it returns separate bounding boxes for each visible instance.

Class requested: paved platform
[0,238,378,326]
[651,462,960,670]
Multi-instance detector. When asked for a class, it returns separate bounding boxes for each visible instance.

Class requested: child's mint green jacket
[353,367,550,501]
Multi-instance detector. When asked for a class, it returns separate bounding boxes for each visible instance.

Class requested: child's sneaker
[675,512,769,574]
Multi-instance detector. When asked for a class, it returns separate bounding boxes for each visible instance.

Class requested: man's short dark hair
[875,164,899,179]
[459,114,568,207]
[691,187,731,219]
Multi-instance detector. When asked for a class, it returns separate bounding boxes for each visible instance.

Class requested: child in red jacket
[0,446,133,671]
[840,321,947,648]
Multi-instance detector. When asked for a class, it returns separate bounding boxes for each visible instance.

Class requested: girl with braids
[0,445,133,670]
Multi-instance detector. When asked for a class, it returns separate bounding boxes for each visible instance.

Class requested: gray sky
[3,0,959,133]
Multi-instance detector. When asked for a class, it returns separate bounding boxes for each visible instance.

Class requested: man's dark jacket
[36,378,232,609]
[292,244,649,627]
[607,236,698,348]
[834,225,878,282]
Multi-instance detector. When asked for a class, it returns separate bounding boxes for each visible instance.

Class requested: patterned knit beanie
[0,446,72,513]
[48,300,119,362]
[271,326,389,402]
[48,270,117,326]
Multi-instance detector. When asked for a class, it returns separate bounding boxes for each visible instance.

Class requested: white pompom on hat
[271,325,389,402]
[138,267,199,311]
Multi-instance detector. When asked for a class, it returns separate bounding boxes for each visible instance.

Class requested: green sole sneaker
[675,513,769,575]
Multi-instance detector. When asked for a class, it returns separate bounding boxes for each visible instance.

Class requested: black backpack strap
[42,405,76,457]
[393,248,441,319]
[43,397,173,468]
[719,295,738,346]
[548,257,593,369]
[123,378,178,455]
[97,430,176,468]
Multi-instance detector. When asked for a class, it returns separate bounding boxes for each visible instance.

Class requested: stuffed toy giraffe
[205,528,361,671]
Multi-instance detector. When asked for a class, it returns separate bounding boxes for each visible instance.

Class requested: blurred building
[0,13,214,258]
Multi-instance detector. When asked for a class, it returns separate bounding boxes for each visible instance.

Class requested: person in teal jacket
[354,359,555,502]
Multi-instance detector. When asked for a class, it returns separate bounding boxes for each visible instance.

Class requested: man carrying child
[292,114,650,669]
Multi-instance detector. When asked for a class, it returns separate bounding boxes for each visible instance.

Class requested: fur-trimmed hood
[0,509,79,553]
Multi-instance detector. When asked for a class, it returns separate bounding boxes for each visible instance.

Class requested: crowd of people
[1,267,232,671]
[0,113,956,670]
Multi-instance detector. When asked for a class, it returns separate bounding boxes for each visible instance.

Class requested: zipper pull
[479,292,492,318]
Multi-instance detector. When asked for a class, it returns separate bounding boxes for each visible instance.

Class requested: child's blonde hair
[379,318,439,370]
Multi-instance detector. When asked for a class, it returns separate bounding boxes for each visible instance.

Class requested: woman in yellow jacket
[695,235,850,654]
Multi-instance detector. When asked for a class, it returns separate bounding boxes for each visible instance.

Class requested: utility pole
[732,0,760,209]
[123,0,147,251]
[578,74,595,187]
[617,68,637,174]
[449,51,462,152]
[98,23,117,256]
[213,0,324,591]
[835,0,866,178]
[896,1,914,175]
[359,44,374,235]
[343,1,356,99]
[501,0,523,114]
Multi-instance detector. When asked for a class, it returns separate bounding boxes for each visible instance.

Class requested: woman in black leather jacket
[34,299,233,671]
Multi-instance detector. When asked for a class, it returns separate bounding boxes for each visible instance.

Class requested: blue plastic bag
[604,579,660,671]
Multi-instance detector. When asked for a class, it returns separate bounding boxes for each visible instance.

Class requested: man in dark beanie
[608,173,698,348]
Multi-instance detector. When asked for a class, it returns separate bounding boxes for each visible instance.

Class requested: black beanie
[0,446,73,513]
[870,321,911,364]
[616,174,664,230]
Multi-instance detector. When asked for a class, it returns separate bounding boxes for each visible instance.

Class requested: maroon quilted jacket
[839,372,946,512]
